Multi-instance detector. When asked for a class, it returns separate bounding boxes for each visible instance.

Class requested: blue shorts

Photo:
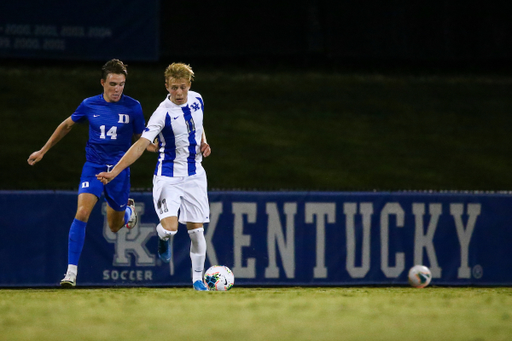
[77,162,130,211]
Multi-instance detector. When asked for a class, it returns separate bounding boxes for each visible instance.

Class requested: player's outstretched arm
[96,137,151,184]
[200,129,211,157]
[27,117,75,166]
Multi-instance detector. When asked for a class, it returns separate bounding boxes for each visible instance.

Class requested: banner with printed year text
[0,191,511,287]
[0,1,159,61]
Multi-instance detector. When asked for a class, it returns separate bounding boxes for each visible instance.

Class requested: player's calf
[106,199,137,232]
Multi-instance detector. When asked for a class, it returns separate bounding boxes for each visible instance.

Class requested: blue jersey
[71,94,145,165]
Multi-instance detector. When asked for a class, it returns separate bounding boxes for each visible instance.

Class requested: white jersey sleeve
[141,108,166,143]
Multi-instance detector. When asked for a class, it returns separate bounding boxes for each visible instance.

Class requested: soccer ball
[204,265,235,291]
[408,265,432,288]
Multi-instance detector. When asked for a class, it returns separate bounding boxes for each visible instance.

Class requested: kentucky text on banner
[1,191,511,287]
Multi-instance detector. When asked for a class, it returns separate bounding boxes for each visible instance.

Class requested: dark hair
[101,59,128,80]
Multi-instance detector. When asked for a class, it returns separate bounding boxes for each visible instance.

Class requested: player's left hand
[96,171,114,185]
[201,142,211,157]
[27,150,44,166]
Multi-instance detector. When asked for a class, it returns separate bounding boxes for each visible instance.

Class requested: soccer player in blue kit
[27,59,146,287]
[96,63,212,291]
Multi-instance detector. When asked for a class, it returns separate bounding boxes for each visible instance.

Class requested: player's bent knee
[186,222,204,230]
[160,216,179,232]
[75,207,92,222]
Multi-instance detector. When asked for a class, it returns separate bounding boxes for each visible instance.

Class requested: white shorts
[152,171,210,225]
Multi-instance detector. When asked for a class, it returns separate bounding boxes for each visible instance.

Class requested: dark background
[158,1,511,68]
[1,1,511,191]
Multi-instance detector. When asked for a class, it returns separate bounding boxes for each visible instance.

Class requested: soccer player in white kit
[96,63,212,291]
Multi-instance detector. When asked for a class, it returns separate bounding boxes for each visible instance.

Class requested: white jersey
[141,91,205,177]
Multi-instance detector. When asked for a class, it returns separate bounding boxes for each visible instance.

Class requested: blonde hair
[164,63,194,83]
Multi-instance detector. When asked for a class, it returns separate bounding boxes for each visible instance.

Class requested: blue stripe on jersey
[157,113,177,177]
[182,105,197,176]
[196,97,204,111]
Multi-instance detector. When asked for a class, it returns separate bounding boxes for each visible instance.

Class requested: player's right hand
[96,171,114,185]
[27,151,43,166]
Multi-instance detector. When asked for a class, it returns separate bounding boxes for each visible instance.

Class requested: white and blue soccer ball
[204,265,235,291]
[408,265,432,288]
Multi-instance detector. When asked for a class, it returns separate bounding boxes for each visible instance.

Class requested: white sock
[157,223,177,240]
[67,264,78,275]
[188,227,206,282]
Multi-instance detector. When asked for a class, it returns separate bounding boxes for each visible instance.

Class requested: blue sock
[123,206,132,225]
[68,218,87,266]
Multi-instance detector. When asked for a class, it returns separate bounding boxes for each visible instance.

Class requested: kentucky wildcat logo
[102,203,156,266]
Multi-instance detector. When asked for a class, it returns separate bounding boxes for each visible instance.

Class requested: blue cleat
[193,280,209,291]
[158,238,171,263]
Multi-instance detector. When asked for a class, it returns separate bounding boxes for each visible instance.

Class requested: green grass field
[2,62,512,191]
[1,287,511,341]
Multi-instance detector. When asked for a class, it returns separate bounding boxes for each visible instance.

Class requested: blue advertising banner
[0,1,159,61]
[1,191,511,287]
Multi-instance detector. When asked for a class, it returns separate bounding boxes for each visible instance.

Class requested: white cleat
[60,272,77,288]
[126,198,138,229]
